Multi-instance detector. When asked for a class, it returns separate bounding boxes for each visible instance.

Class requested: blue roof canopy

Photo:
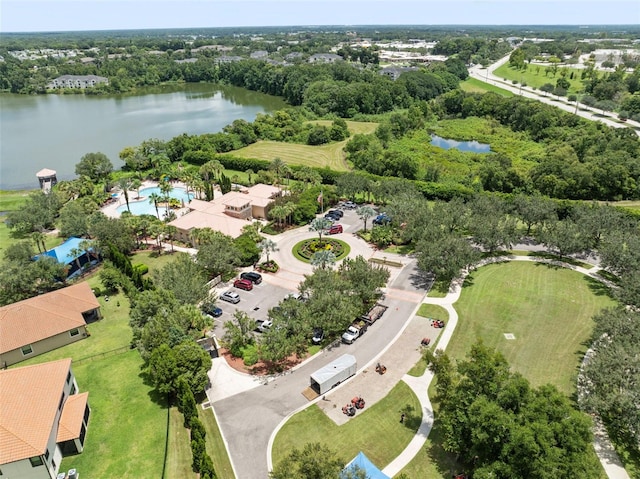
[41,237,94,265]
[341,452,390,479]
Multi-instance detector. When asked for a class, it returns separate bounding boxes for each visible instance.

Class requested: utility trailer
[309,354,357,395]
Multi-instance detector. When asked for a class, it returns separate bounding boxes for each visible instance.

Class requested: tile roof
[0,358,72,465]
[57,392,89,443]
[0,282,99,354]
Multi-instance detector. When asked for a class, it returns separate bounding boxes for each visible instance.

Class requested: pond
[430,134,492,153]
[1,83,285,190]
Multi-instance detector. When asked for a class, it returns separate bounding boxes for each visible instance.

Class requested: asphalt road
[212,258,426,479]
[468,54,640,136]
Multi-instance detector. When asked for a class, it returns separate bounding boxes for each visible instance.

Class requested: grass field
[231,121,378,171]
[167,408,197,478]
[460,77,514,97]
[199,408,236,479]
[452,261,616,395]
[494,63,585,94]
[272,381,421,469]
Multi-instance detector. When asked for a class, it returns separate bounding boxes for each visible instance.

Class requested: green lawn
[451,261,616,395]
[231,121,378,171]
[493,63,585,94]
[61,351,167,478]
[460,77,514,97]
[199,408,236,479]
[167,407,197,479]
[272,381,421,470]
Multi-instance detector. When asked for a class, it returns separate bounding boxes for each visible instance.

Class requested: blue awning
[341,452,390,479]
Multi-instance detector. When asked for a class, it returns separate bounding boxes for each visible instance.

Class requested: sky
[2,0,638,33]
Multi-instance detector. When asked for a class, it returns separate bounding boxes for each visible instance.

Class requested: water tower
[36,168,58,193]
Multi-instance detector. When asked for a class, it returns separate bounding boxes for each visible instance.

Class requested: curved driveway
[209,212,430,479]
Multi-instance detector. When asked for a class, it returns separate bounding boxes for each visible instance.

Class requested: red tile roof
[0,282,99,354]
[0,358,72,465]
[57,392,89,443]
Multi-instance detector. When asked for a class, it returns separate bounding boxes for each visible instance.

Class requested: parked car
[234,278,254,291]
[323,214,337,223]
[342,201,357,209]
[255,319,273,333]
[203,306,223,317]
[328,224,343,234]
[220,291,241,304]
[240,271,262,284]
[327,209,343,219]
[312,327,325,345]
[373,213,392,225]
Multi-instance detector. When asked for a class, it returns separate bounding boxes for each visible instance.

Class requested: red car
[328,224,343,234]
[233,278,253,291]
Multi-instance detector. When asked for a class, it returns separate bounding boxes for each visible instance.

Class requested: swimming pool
[116,186,194,217]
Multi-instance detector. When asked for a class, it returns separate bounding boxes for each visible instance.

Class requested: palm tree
[311,250,336,270]
[269,205,288,230]
[245,169,255,185]
[148,192,162,219]
[164,225,178,253]
[131,178,142,199]
[283,202,297,227]
[309,217,333,244]
[259,238,279,264]
[269,157,286,186]
[79,239,95,267]
[159,180,173,204]
[118,177,133,213]
[356,205,377,232]
[31,231,47,253]
[69,247,83,273]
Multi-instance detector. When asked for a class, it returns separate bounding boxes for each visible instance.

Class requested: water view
[0,84,285,190]
[430,134,492,153]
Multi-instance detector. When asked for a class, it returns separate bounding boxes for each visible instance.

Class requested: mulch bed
[219,348,307,376]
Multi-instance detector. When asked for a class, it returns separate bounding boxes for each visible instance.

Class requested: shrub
[133,263,149,275]
[260,260,280,273]
[242,344,259,366]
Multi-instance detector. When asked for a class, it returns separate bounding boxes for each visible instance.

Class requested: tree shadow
[582,275,615,298]
[461,273,475,289]
[423,419,466,478]
[399,404,421,431]
[408,267,434,291]
[139,369,170,408]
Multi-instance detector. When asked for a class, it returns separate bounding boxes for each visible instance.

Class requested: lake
[0,84,285,190]
[430,134,492,153]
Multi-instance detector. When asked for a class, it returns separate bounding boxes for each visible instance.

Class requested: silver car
[220,291,240,304]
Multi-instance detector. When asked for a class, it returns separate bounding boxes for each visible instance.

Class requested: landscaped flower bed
[293,238,350,262]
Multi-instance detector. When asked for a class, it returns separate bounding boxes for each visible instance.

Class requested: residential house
[0,282,100,367]
[169,183,281,245]
[0,358,90,479]
[46,75,108,89]
[308,53,343,63]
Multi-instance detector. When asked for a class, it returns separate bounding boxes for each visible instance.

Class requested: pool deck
[101,180,212,218]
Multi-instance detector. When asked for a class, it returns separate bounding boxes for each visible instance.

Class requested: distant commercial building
[47,75,108,90]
